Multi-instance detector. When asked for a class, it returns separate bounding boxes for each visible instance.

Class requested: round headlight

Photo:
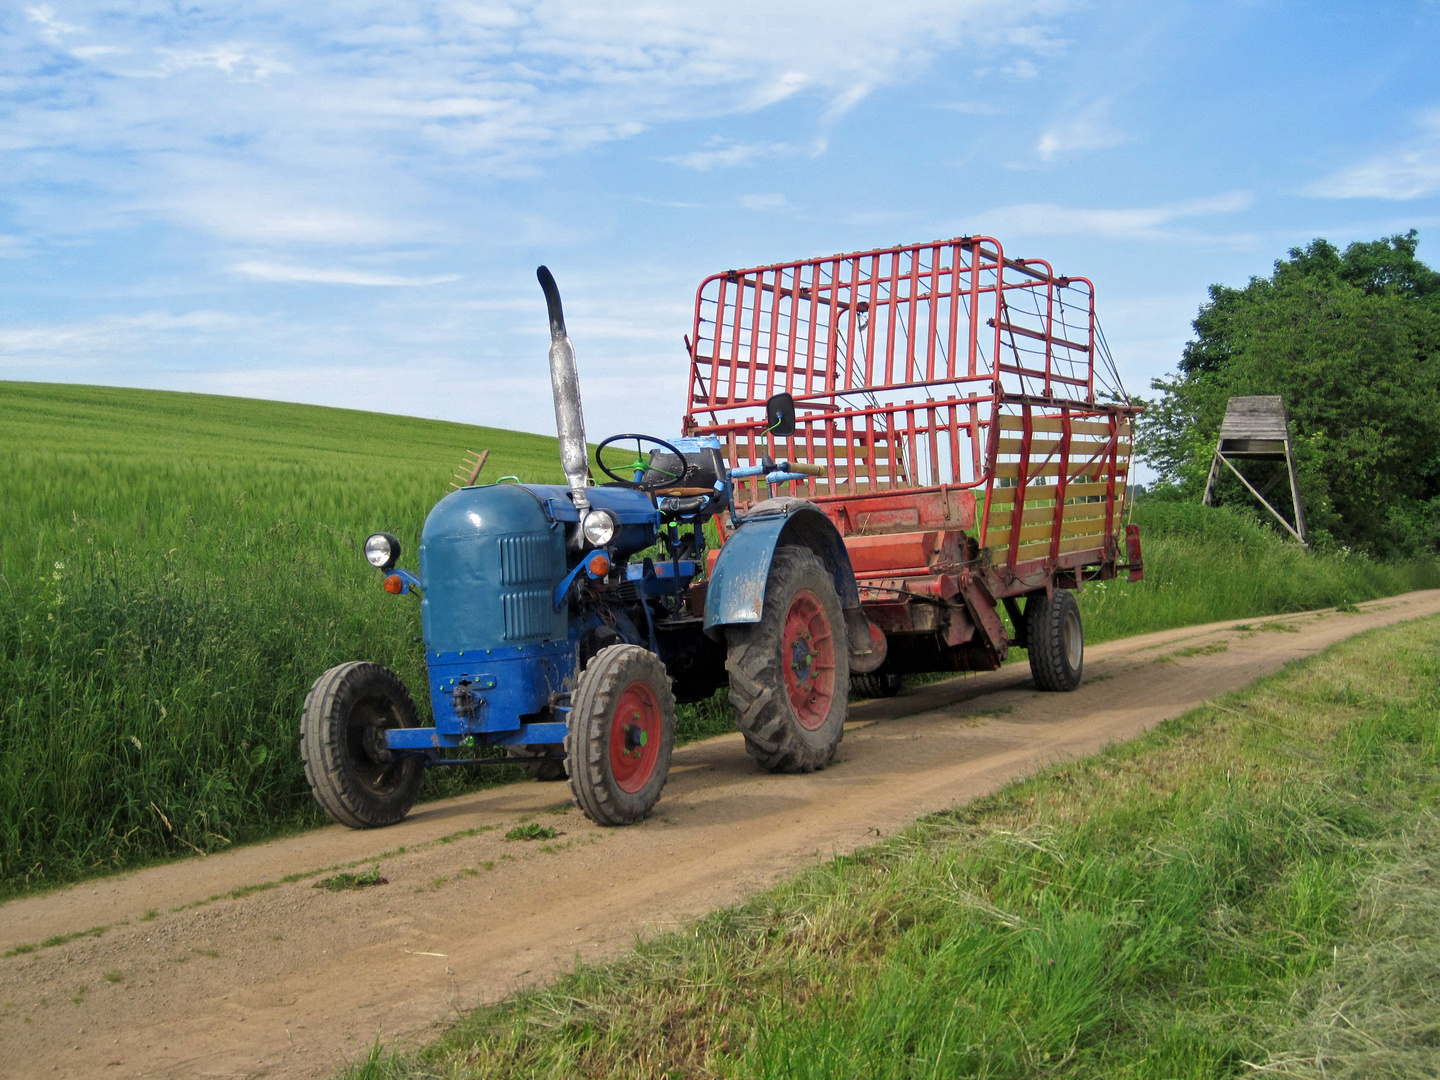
[364,532,401,569]
[581,510,617,548]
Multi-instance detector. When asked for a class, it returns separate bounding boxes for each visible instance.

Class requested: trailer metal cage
[684,236,1138,601]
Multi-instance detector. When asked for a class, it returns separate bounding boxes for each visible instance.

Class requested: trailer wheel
[300,662,424,829]
[725,545,849,772]
[1027,590,1084,691]
[851,672,904,699]
[566,644,676,826]
[508,745,568,782]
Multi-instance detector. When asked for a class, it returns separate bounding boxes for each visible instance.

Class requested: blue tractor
[301,268,872,827]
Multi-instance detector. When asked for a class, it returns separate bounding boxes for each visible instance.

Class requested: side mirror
[765,393,796,437]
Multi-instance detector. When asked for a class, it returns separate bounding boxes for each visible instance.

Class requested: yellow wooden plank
[989,515,1108,547]
[994,461,1130,479]
[994,437,1115,457]
[998,416,1129,437]
[989,503,1108,529]
[987,479,1118,510]
[1008,533,1113,560]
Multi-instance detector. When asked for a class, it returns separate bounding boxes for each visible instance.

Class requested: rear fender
[704,500,863,644]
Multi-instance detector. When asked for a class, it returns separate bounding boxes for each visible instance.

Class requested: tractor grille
[502,589,552,641]
[498,534,551,586]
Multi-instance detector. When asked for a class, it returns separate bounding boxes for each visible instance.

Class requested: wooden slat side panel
[988,514,1111,547]
[994,461,1130,479]
[994,437,1115,457]
[998,416,1129,437]
[1012,534,1112,560]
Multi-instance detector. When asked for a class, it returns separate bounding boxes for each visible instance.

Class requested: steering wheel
[595,433,692,491]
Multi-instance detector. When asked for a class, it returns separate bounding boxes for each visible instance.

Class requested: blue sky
[4,1,1440,454]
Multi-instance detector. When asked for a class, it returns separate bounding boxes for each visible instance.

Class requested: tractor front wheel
[566,644,676,826]
[1027,589,1084,691]
[725,545,849,772]
[300,662,424,828]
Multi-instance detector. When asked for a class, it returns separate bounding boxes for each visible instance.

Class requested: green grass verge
[341,615,1440,1080]
[1078,500,1439,644]
[1,381,1434,899]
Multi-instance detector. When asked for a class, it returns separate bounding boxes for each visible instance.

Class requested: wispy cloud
[25,4,81,46]
[1309,110,1440,200]
[5,1,1078,244]
[1037,97,1126,161]
[741,193,788,211]
[977,191,1255,242]
[233,262,461,286]
[0,311,253,355]
[666,140,791,171]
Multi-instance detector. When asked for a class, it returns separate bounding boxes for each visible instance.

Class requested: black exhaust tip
[536,265,566,339]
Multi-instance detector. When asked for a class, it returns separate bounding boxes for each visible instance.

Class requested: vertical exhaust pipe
[536,266,590,514]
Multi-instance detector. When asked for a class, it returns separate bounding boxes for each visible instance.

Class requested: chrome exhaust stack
[536,265,590,514]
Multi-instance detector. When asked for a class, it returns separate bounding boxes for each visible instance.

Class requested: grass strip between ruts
[342,615,1440,1080]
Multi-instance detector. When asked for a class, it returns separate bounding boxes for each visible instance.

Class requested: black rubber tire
[851,672,904,698]
[300,662,424,828]
[565,644,676,826]
[1027,589,1084,691]
[725,546,849,772]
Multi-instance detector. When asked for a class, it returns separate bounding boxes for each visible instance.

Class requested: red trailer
[684,236,1142,692]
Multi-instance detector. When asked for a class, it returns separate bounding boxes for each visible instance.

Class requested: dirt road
[4,590,1437,1079]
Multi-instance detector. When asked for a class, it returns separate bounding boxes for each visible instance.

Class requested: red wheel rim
[608,680,663,794]
[781,589,837,730]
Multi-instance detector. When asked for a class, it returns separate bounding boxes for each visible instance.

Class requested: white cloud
[1037,97,1126,161]
[232,261,461,286]
[740,193,788,211]
[152,46,293,82]
[0,311,253,356]
[26,5,81,45]
[1004,58,1039,79]
[977,191,1255,242]
[940,101,1002,115]
[4,1,1078,241]
[666,139,790,171]
[1309,110,1440,200]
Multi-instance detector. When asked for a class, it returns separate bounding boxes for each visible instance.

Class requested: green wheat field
[1,380,1435,898]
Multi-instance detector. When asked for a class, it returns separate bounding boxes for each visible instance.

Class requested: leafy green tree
[1139,232,1440,555]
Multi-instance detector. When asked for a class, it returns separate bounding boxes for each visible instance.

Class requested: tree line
[1138,230,1440,556]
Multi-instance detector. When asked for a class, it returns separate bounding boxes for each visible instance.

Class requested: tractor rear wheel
[301,662,424,828]
[1027,589,1084,691]
[851,672,903,698]
[566,644,676,826]
[725,546,849,772]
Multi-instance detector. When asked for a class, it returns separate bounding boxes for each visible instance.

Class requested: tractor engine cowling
[419,484,573,735]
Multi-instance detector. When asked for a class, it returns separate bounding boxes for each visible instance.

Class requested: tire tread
[725,546,848,772]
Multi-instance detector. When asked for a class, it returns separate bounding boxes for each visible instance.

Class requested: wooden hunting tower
[1202,395,1307,544]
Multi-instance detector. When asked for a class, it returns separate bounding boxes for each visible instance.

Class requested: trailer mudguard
[704,499,862,636]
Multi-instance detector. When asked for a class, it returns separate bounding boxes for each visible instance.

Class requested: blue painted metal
[420,484,569,653]
[626,558,697,598]
[703,514,784,629]
[418,640,576,739]
[703,502,860,632]
[388,719,571,751]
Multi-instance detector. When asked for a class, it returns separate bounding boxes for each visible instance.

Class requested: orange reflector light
[586,553,611,577]
[383,574,404,594]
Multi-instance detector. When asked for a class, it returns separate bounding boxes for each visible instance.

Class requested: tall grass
[0,382,567,893]
[1080,500,1439,642]
[343,615,1440,1080]
[1,382,1434,897]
